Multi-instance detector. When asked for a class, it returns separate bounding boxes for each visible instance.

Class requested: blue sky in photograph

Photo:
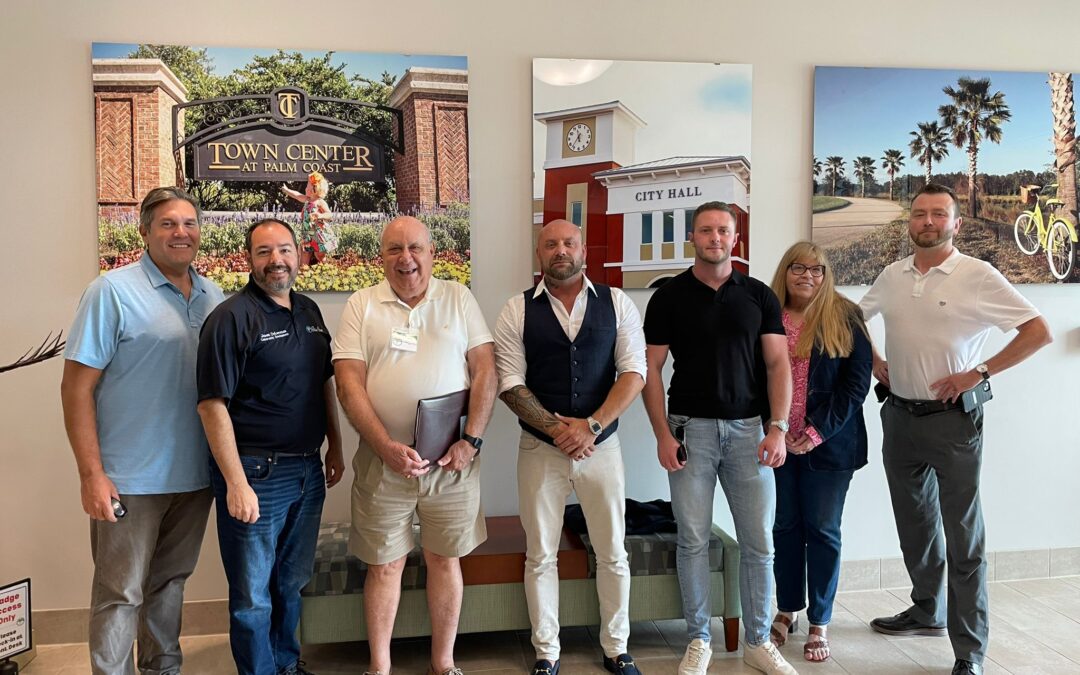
[814,66,1059,181]
[92,43,466,81]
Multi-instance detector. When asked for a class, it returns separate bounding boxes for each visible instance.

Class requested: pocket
[519,433,543,453]
[239,455,274,482]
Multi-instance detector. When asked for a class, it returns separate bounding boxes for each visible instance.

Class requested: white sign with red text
[0,579,30,659]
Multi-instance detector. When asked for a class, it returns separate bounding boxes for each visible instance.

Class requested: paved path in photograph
[813,197,904,248]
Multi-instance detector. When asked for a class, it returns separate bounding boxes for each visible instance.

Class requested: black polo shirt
[644,267,784,419]
[197,279,333,454]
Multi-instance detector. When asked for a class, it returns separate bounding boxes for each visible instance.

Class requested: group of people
[61,181,1050,675]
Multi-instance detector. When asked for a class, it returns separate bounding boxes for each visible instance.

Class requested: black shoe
[869,611,947,636]
[531,660,559,675]
[281,661,315,675]
[603,653,642,675]
[952,660,983,675]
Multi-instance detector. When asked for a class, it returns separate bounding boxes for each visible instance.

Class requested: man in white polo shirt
[860,183,1051,675]
[332,216,497,675]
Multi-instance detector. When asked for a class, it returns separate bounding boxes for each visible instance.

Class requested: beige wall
[2,0,1079,610]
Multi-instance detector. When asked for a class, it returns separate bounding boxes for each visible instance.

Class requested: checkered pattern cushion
[301,522,426,597]
[580,531,725,577]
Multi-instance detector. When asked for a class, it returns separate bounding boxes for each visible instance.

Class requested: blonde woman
[767,241,872,662]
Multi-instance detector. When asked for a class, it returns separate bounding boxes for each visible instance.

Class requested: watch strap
[462,433,483,455]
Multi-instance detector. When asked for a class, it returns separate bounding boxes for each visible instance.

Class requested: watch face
[566,123,592,152]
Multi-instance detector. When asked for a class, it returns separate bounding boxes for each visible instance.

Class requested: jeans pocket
[239,455,274,482]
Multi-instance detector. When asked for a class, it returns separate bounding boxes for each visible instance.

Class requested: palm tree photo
[824,156,845,196]
[853,156,875,198]
[939,76,1011,218]
[909,121,949,184]
[881,149,905,201]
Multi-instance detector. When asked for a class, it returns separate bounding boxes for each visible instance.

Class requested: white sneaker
[743,640,797,674]
[678,638,712,675]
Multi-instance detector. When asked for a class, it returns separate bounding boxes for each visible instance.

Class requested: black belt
[887,393,963,416]
[237,448,319,459]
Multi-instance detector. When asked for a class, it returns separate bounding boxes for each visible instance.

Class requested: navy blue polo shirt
[197,278,333,454]
[644,267,784,419]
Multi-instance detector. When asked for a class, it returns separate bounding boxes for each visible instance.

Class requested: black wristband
[462,433,483,455]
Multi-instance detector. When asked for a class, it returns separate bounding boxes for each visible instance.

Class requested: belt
[887,393,963,416]
[237,448,320,459]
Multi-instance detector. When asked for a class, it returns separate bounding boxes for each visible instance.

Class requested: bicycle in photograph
[1013,183,1077,280]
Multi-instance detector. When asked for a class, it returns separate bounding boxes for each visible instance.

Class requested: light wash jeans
[668,414,775,647]
[517,431,630,660]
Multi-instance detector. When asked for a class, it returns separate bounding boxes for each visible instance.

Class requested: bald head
[537,219,585,283]
[381,216,435,305]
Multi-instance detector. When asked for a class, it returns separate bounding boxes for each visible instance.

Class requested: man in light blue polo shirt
[61,186,224,675]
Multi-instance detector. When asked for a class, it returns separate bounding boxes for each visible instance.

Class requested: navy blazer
[802,314,873,471]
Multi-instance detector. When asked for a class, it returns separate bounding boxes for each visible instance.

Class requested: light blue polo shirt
[64,253,225,494]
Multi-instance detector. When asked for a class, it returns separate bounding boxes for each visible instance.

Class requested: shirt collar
[902,248,962,275]
[376,276,443,306]
[243,276,293,313]
[139,251,203,294]
[531,275,596,301]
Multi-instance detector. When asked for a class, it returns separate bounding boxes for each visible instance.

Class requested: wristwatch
[975,363,990,381]
[587,416,603,435]
[462,433,483,456]
[768,419,790,433]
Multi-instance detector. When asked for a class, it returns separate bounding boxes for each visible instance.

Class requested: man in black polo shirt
[197,218,344,675]
[642,202,794,675]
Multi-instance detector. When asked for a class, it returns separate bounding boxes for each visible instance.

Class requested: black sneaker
[531,659,559,675]
[869,611,947,636]
[603,653,642,675]
[280,661,315,675]
[952,660,983,675]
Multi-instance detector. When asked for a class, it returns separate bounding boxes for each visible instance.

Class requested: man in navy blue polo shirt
[642,201,795,675]
[197,218,343,675]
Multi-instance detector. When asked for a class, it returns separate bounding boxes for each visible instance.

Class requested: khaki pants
[89,488,212,675]
[517,431,630,660]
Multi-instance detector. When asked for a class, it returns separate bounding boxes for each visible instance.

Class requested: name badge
[391,326,419,352]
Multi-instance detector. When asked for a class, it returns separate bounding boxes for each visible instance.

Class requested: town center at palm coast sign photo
[812,66,1078,285]
[92,43,471,292]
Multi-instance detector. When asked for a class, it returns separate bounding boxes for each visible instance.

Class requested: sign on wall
[0,578,31,661]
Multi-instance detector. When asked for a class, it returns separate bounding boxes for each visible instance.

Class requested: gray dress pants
[89,488,213,675]
[881,402,987,665]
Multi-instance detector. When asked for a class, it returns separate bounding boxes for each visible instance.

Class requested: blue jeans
[211,453,326,675]
[772,456,853,625]
[668,415,775,646]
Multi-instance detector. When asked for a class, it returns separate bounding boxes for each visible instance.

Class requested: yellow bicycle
[1014,183,1077,280]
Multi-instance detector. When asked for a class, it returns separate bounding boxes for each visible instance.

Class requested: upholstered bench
[299,516,741,652]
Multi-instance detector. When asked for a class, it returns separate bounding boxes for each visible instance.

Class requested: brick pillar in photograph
[389,68,469,214]
[93,59,187,221]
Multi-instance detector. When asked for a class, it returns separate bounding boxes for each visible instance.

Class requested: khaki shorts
[349,443,486,565]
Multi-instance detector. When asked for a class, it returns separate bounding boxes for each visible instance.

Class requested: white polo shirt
[332,277,493,444]
[860,249,1040,400]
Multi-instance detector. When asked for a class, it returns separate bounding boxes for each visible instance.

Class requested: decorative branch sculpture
[0,331,66,374]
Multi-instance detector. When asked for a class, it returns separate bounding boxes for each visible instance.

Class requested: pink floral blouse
[782,311,822,447]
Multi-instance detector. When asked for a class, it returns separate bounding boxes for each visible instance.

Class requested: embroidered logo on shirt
[259,330,289,342]
[306,325,328,335]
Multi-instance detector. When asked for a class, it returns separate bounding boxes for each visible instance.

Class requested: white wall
[2,0,1079,610]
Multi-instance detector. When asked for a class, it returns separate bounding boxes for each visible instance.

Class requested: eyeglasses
[788,263,826,278]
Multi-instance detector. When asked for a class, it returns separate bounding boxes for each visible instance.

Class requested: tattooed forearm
[499,385,559,434]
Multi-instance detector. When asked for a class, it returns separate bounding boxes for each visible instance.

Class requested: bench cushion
[581,530,725,577]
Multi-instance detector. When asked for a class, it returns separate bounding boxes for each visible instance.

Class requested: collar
[685,265,746,289]
[139,251,202,294]
[531,275,596,301]
[243,277,294,313]
[903,248,962,275]
[376,277,443,306]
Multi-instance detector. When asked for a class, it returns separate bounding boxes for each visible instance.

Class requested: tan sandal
[769,612,798,647]
[804,626,830,662]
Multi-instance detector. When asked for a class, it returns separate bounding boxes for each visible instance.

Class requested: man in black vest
[495,219,647,675]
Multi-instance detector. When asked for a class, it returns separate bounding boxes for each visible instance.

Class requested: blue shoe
[603,653,642,675]
[531,659,559,675]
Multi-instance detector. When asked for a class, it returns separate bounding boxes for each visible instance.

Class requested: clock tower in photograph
[534,101,645,286]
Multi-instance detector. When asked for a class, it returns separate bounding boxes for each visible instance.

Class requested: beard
[544,255,584,281]
[694,245,730,265]
[910,228,954,248]
[254,262,296,293]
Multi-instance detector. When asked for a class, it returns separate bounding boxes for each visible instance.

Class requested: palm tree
[813,156,822,193]
[824,156,845,196]
[939,77,1012,218]
[1049,72,1077,224]
[909,121,949,185]
[853,156,876,198]
[881,149,905,201]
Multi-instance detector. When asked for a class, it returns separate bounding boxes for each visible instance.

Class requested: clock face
[566,123,592,152]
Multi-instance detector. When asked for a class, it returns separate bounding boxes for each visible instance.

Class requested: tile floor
[20,576,1080,674]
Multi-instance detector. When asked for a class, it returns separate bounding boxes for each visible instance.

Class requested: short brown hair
[913,183,961,217]
[139,186,201,234]
[245,218,298,253]
[692,201,738,231]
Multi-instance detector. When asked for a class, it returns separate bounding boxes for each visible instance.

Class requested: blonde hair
[769,241,865,359]
[308,172,329,199]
